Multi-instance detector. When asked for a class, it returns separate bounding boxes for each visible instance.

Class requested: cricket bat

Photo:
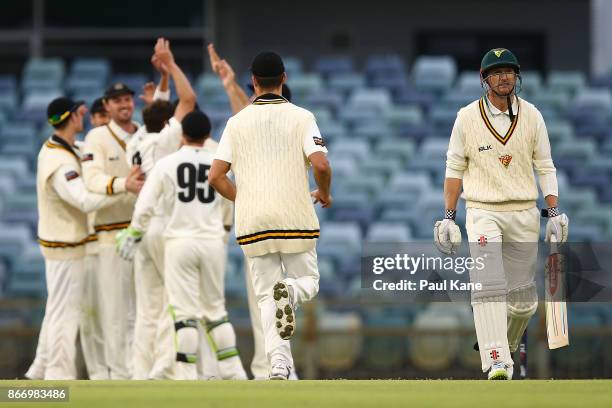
[545,235,569,349]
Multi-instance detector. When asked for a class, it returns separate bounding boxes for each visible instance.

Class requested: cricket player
[209,51,332,380]
[82,82,143,379]
[117,111,247,380]
[208,44,300,379]
[26,97,140,380]
[124,38,198,380]
[78,97,112,379]
[434,48,569,380]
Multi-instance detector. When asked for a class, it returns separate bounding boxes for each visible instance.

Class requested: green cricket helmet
[480,48,521,79]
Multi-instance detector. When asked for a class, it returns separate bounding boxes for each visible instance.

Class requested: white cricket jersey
[126,117,183,175]
[131,144,224,240]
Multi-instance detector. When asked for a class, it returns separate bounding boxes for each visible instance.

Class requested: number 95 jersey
[131,144,224,240]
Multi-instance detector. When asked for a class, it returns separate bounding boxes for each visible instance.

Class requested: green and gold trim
[48,110,71,126]
[94,221,131,233]
[478,97,520,145]
[106,125,126,151]
[45,141,80,161]
[106,176,117,195]
[252,93,288,105]
[237,229,320,246]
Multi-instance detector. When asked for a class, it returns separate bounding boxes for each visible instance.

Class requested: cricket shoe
[488,362,510,380]
[269,361,291,380]
[273,281,295,340]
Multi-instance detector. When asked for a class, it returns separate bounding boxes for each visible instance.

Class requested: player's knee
[174,319,198,363]
[205,316,240,361]
[507,283,538,317]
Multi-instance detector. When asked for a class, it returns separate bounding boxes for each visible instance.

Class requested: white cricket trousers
[97,243,135,379]
[245,259,269,379]
[28,258,85,380]
[79,250,108,379]
[132,216,175,379]
[246,248,319,367]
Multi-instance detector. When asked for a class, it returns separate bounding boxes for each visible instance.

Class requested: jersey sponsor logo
[498,154,512,168]
[82,153,94,162]
[313,136,326,147]
[108,156,120,161]
[478,145,492,152]
[64,170,79,181]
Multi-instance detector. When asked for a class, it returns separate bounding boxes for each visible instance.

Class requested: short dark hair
[181,111,211,143]
[143,100,174,133]
[253,74,284,90]
[52,119,71,130]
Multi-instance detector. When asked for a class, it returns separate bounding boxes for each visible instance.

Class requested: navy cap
[47,97,84,126]
[250,51,285,77]
[104,82,135,99]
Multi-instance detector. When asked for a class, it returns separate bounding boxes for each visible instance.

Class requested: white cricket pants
[244,259,269,379]
[28,258,85,380]
[132,216,175,380]
[79,249,108,379]
[246,248,319,367]
[97,242,135,379]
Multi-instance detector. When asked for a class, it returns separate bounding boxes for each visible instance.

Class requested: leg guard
[472,296,513,373]
[205,317,247,380]
[174,319,199,364]
[507,283,538,352]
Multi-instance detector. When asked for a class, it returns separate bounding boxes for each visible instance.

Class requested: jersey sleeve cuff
[445,167,464,179]
[107,177,126,195]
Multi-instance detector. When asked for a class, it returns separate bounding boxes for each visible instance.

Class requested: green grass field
[1,380,611,408]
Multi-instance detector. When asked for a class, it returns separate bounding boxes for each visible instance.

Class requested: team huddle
[28,38,332,381]
[28,40,568,381]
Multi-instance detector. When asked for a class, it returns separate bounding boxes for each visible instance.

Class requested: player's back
[157,144,224,240]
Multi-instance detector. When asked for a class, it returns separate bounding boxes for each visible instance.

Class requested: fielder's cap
[90,97,106,114]
[481,48,520,76]
[250,51,285,77]
[47,97,84,126]
[104,82,135,99]
[181,110,211,140]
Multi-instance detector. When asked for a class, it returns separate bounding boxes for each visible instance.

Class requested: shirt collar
[485,95,518,117]
[109,119,138,141]
[181,144,204,152]
[252,93,288,105]
[49,134,81,159]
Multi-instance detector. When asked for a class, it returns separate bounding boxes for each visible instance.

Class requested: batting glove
[434,219,462,255]
[115,226,143,261]
[544,210,569,243]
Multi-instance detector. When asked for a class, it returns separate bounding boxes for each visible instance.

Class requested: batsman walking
[434,48,569,380]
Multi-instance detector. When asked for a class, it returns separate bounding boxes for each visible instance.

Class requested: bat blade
[545,237,569,349]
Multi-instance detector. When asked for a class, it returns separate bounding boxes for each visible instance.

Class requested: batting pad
[472,296,513,372]
[507,283,538,352]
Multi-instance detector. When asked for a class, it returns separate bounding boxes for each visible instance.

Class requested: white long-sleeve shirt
[131,144,224,240]
[126,117,183,175]
[446,95,558,210]
[52,164,118,213]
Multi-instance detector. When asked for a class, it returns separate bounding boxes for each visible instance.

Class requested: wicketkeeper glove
[115,226,143,261]
[434,218,462,255]
[543,207,569,243]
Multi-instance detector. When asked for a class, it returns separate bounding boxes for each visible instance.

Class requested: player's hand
[154,37,174,67]
[125,165,145,194]
[208,43,222,73]
[433,219,462,255]
[151,54,169,76]
[139,82,156,106]
[115,227,142,261]
[545,213,569,243]
[311,190,332,208]
[217,60,237,89]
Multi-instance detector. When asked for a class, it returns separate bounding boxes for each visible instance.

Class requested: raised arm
[208,44,250,114]
[154,37,197,121]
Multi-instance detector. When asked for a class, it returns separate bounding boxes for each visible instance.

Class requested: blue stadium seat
[317,310,363,371]
[354,120,393,141]
[428,106,457,133]
[328,156,357,177]
[366,222,412,242]
[328,73,366,95]
[0,223,32,267]
[375,191,413,213]
[313,56,354,78]
[548,71,587,95]
[365,54,406,78]
[441,89,482,110]
[195,72,225,97]
[0,75,17,92]
[319,122,347,141]
[0,122,37,144]
[0,89,18,115]
[305,90,344,113]
[375,139,416,163]
[347,89,392,113]
[22,90,63,121]
[394,87,437,111]
[518,71,543,95]
[572,88,612,111]
[555,139,597,161]
[70,58,111,82]
[360,156,402,178]
[287,74,324,100]
[22,58,65,92]
[0,156,30,180]
[384,105,423,130]
[328,138,370,160]
[412,56,457,93]
[339,174,386,197]
[388,172,431,195]
[457,71,482,92]
[283,56,303,77]
[369,74,408,93]
[546,121,574,143]
[318,221,362,265]
[530,88,571,112]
